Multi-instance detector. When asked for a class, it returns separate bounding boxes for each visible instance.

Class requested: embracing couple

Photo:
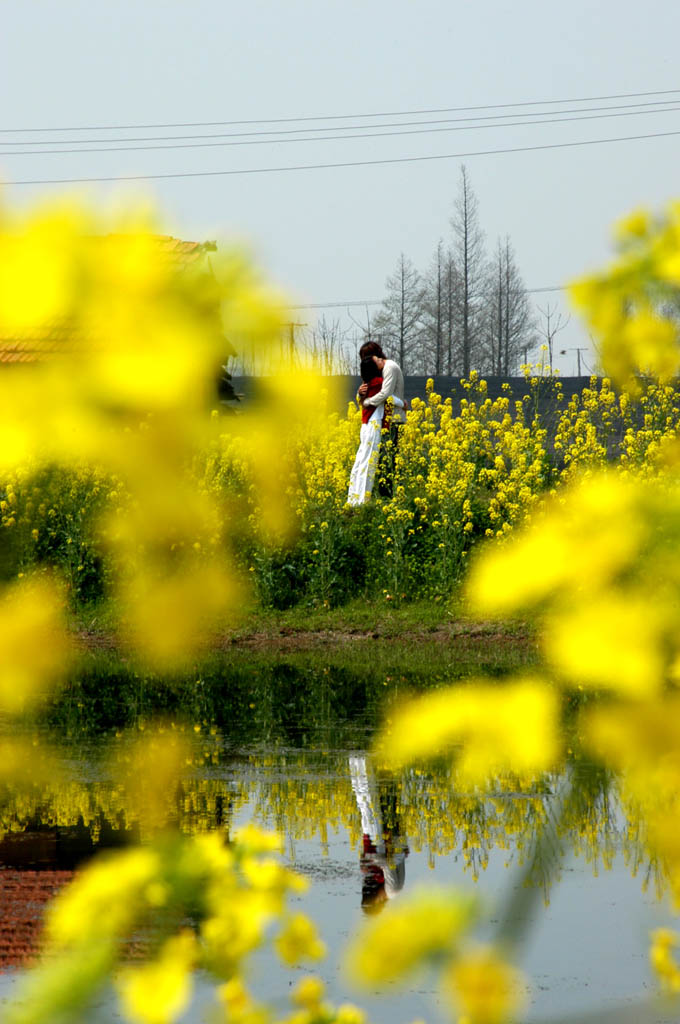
[347,341,406,506]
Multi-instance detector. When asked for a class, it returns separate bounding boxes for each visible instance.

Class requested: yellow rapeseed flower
[650,929,680,992]
[0,574,72,713]
[445,947,527,1024]
[378,680,559,785]
[116,931,197,1024]
[275,913,326,966]
[346,888,476,985]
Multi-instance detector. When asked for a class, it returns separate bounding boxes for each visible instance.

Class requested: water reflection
[0,733,669,980]
[0,741,661,892]
[349,755,409,911]
[0,816,137,869]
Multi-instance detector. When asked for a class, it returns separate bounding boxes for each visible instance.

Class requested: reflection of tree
[0,749,665,904]
[0,815,138,869]
[0,768,248,844]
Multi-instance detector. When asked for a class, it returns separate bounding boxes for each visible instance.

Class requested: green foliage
[8,375,680,615]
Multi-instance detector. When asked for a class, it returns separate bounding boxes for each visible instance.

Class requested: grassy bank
[51,604,538,741]
[72,594,532,644]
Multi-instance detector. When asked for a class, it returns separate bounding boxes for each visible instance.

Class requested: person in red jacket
[347,358,404,505]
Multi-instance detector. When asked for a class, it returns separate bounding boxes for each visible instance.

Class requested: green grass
[59,587,539,744]
[71,592,532,643]
[49,617,539,744]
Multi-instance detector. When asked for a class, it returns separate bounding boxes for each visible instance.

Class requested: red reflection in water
[0,868,74,969]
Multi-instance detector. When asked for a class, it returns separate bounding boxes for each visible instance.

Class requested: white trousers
[349,755,382,840]
[349,754,407,898]
[347,407,383,506]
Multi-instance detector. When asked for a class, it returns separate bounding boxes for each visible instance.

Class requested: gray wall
[231,374,596,416]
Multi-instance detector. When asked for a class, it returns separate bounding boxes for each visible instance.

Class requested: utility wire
[2,103,679,157]
[289,286,566,309]
[6,128,680,187]
[1,87,679,133]
[2,98,678,146]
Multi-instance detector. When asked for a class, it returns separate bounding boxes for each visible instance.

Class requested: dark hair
[359,340,386,361]
[361,870,387,914]
[360,358,381,384]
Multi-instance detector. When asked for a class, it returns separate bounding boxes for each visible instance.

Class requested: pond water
[1,657,679,1024]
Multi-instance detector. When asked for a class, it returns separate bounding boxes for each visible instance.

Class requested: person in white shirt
[357,342,406,497]
[347,358,405,506]
[358,342,405,422]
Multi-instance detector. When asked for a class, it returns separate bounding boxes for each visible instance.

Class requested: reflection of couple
[349,755,409,913]
[347,342,406,506]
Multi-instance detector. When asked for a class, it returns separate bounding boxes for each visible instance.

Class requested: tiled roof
[0,235,217,364]
[0,323,87,364]
[124,233,217,267]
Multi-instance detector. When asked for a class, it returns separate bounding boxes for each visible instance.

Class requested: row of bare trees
[370,165,538,376]
[230,314,359,377]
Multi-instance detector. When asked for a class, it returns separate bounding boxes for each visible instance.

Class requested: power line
[527,286,567,294]
[289,286,566,310]
[289,300,383,310]
[1,87,679,134]
[6,128,680,187]
[2,98,678,147]
[2,103,679,157]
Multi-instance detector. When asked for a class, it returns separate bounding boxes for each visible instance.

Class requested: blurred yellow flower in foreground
[0,737,64,787]
[218,977,269,1024]
[615,207,650,242]
[111,727,193,833]
[377,680,559,785]
[585,697,680,906]
[468,473,641,616]
[118,562,240,669]
[292,976,326,1010]
[275,912,326,966]
[0,204,83,332]
[445,946,527,1024]
[8,192,680,1024]
[0,196,298,669]
[10,827,310,1024]
[346,888,476,985]
[47,846,162,949]
[570,199,680,390]
[233,823,285,854]
[0,574,72,713]
[334,1005,367,1024]
[650,929,680,994]
[468,469,680,698]
[117,931,197,1024]
[544,591,664,697]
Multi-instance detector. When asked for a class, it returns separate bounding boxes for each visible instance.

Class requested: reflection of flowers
[0,748,656,893]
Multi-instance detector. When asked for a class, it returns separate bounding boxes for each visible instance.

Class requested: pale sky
[3,0,680,374]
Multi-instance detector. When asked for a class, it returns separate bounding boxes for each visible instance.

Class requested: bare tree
[367,163,536,380]
[537,302,570,372]
[371,253,424,372]
[450,165,487,375]
[302,315,355,374]
[484,237,536,374]
[421,240,448,374]
[444,249,459,374]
